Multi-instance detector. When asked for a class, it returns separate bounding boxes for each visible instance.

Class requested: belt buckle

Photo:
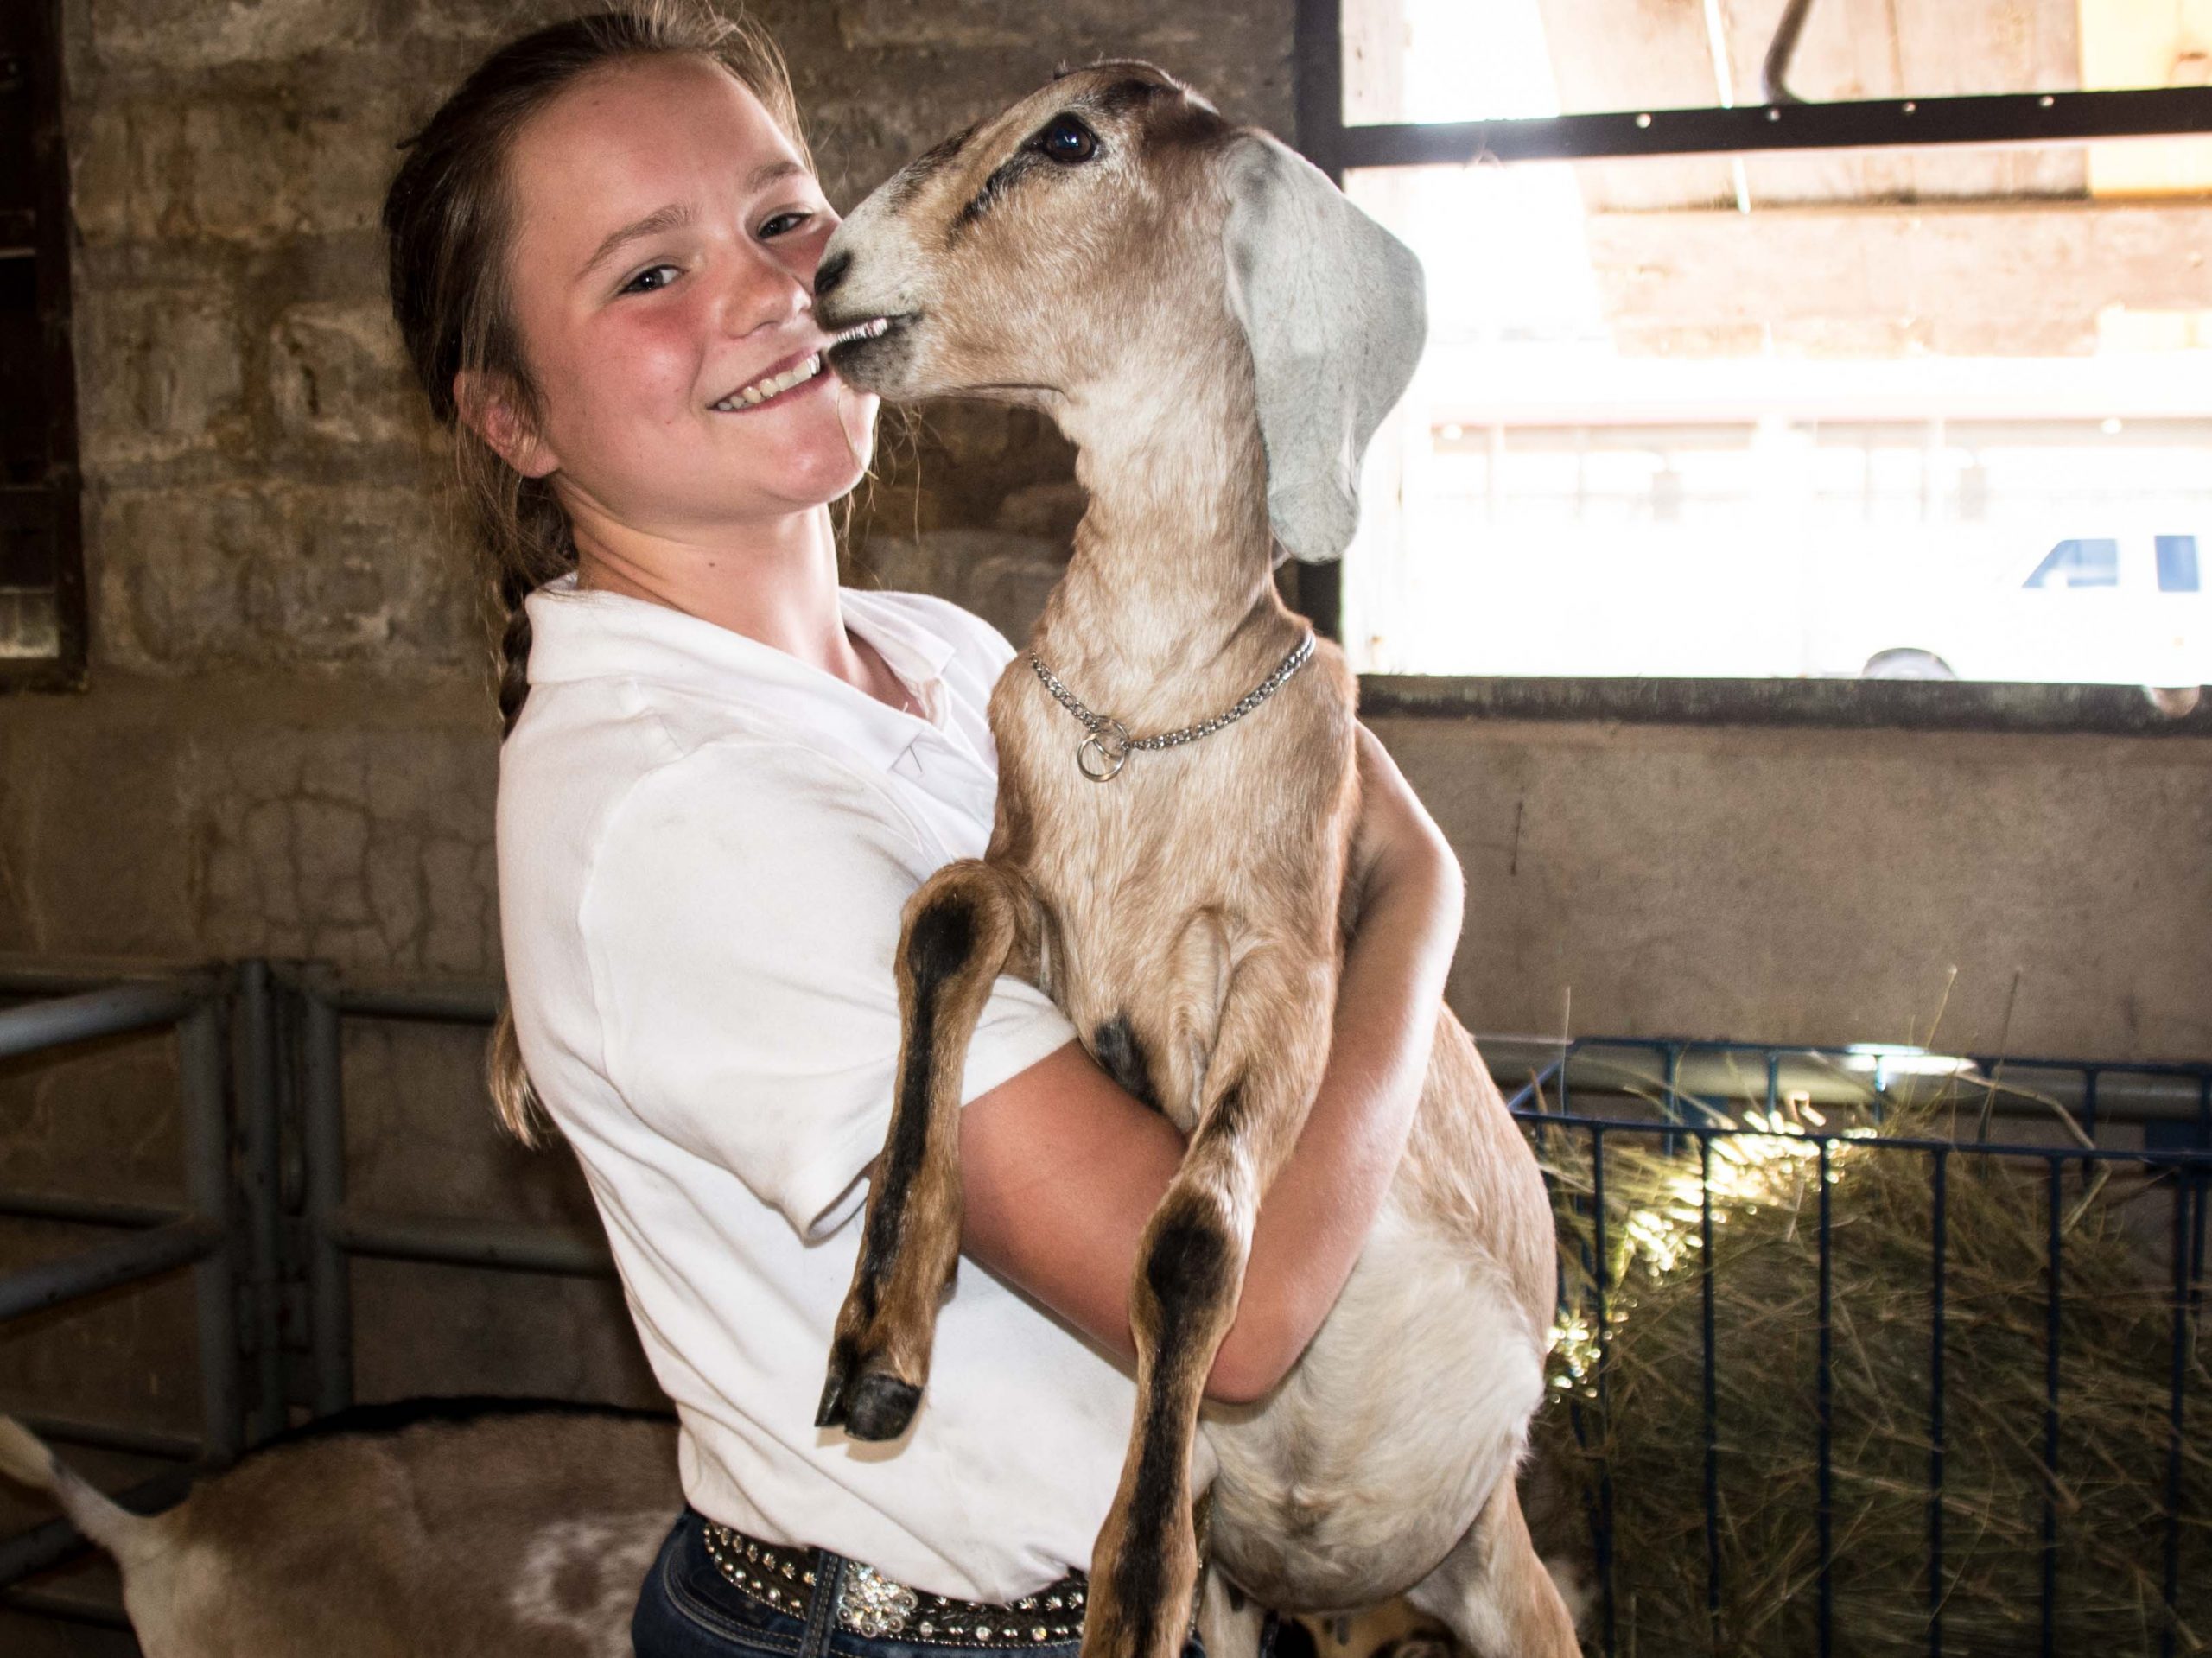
[838,1562,921,1638]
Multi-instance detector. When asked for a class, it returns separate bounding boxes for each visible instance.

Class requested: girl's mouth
[709,319,892,413]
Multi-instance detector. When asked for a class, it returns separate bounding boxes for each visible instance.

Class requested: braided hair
[383,2,806,1139]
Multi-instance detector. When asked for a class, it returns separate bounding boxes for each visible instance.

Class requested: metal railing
[0,964,240,1612]
[271,967,614,1420]
[3,974,2206,1655]
[1507,1036,2212,1658]
[0,961,616,1636]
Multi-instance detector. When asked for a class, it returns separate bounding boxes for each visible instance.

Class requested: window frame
[1292,0,2212,735]
[0,0,86,692]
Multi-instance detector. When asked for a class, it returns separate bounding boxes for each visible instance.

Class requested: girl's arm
[957,725,1464,1403]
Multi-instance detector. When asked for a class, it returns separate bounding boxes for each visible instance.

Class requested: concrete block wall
[1380,716,2212,1062]
[0,7,1292,1647]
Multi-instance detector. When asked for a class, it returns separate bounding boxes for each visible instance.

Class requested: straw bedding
[1525,1098,2210,1657]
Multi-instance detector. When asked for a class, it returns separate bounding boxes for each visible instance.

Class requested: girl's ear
[455,369,560,479]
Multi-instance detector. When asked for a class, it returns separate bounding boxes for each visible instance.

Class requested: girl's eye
[760,211,814,239]
[620,264,681,295]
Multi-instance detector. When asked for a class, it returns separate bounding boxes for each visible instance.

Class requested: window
[2156,534,2200,593]
[1307,0,2212,701]
[0,0,86,688]
[2024,539,2120,590]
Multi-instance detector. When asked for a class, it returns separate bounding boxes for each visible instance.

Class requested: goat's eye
[1035,114,1098,164]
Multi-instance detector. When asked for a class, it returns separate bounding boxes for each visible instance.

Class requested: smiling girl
[379,8,1465,1656]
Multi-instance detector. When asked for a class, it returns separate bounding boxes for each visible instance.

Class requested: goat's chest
[997,701,1349,1131]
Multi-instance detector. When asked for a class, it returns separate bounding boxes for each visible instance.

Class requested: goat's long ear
[1219,132,1427,565]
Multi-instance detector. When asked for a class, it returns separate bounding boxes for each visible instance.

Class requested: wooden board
[1584,198,2212,355]
[2080,0,2212,194]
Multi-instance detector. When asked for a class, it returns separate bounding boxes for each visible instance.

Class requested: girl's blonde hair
[384,3,806,1143]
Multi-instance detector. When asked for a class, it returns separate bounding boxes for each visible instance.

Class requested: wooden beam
[1583,199,2212,356]
[1341,0,1405,124]
[1525,0,2087,207]
[2081,0,2212,194]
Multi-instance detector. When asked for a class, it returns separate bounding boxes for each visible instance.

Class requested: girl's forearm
[1206,834,1464,1401]
[957,749,1465,1401]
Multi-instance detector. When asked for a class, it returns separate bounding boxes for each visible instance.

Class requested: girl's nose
[721,244,810,336]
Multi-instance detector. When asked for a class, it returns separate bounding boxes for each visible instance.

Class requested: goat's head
[817,62,1427,564]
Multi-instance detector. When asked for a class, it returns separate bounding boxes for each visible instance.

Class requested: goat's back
[99,1405,677,1658]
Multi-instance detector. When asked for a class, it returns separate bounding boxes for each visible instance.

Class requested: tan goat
[810,60,1579,1658]
[0,1402,677,1655]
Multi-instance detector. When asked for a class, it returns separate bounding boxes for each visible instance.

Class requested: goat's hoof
[817,1344,922,1439]
[842,1374,921,1441]
[816,1364,852,1431]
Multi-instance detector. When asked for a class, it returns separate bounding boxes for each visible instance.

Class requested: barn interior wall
[0,4,2206,1645]
[0,12,1292,1641]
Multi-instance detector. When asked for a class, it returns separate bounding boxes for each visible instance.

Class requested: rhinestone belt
[701,1521,1090,1648]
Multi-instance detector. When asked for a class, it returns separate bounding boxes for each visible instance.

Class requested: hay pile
[1528,1097,2211,1657]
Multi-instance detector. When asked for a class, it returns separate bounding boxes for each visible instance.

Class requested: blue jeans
[632,1509,1218,1658]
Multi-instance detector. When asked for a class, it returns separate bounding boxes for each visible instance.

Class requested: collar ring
[1077,719,1132,782]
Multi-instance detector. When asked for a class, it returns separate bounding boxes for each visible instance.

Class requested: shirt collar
[523,575,960,771]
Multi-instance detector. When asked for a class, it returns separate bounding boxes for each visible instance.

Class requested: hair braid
[495,570,542,738]
[489,473,580,734]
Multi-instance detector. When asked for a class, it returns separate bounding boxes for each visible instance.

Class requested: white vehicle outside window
[1807,529,2208,687]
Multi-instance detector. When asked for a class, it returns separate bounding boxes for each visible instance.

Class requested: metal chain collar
[1027,632,1317,782]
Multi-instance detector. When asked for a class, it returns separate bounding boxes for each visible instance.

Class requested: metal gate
[1,972,2205,1652]
[1506,1036,2210,1658]
[0,961,608,1636]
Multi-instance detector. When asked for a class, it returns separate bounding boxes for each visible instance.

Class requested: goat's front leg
[1083,948,1334,1658]
[818,859,1039,1441]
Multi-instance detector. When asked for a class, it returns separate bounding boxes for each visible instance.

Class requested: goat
[0,1400,677,1655]
[809,60,1580,1658]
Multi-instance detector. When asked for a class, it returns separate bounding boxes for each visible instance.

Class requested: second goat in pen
[809,61,1579,1658]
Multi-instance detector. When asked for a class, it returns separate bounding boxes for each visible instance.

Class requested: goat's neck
[1046,353,1287,695]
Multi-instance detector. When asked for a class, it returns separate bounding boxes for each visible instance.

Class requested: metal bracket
[1761,0,1816,106]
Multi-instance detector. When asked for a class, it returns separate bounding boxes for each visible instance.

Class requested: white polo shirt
[496,575,1141,1603]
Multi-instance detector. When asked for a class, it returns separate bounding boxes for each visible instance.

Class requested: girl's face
[486,55,876,537]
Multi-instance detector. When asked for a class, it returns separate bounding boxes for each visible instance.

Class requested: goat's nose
[813,248,851,299]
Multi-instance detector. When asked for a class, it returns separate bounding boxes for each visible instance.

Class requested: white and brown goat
[810,61,1579,1658]
[0,1402,677,1656]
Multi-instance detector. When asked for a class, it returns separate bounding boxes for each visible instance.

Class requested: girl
[380,9,1465,1656]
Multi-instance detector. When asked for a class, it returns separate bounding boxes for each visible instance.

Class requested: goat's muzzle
[821,313,911,393]
[814,248,853,299]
